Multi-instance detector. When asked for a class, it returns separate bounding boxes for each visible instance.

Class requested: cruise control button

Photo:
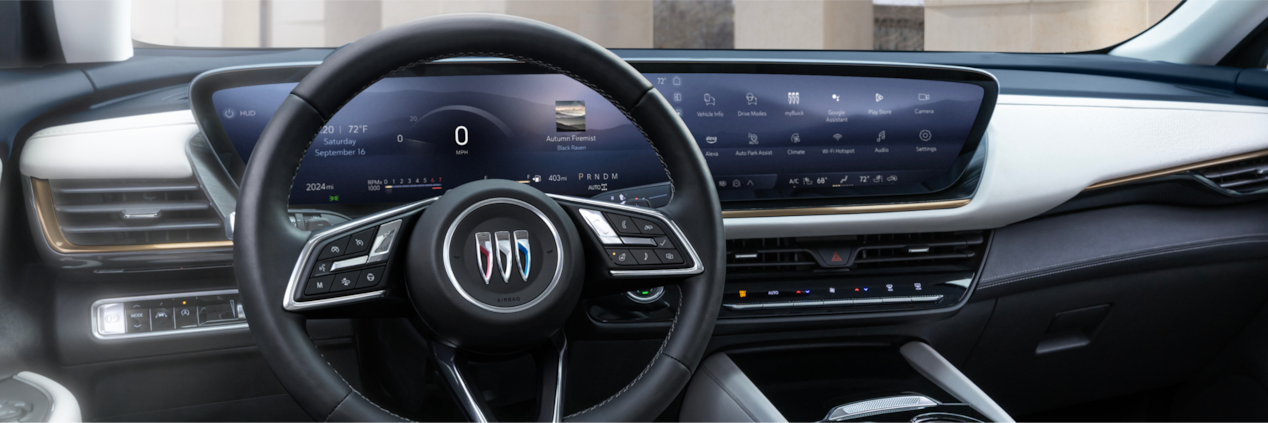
[657,249,684,264]
[305,275,334,296]
[652,236,674,249]
[313,259,335,276]
[356,267,385,288]
[607,249,636,266]
[631,249,662,265]
[318,237,350,259]
[632,218,664,235]
[346,228,376,255]
[606,214,640,234]
[331,271,360,292]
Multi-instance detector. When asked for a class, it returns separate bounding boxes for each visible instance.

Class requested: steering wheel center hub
[442,198,564,312]
[406,180,583,353]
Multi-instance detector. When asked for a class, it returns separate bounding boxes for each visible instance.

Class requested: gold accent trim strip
[1085,149,1268,191]
[721,199,972,218]
[31,178,233,254]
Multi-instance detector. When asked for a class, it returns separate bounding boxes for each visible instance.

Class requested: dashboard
[192,61,997,210]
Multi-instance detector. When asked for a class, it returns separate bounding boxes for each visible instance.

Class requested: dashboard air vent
[726,231,986,277]
[1194,156,1268,194]
[851,232,984,269]
[45,178,228,247]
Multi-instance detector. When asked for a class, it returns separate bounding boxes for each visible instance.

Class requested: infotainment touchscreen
[210,72,985,205]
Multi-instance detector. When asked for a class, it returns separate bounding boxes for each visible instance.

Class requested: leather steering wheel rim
[233,13,725,422]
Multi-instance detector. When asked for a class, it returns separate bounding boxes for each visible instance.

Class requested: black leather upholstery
[234,14,724,422]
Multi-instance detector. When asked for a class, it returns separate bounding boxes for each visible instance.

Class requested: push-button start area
[406,180,584,354]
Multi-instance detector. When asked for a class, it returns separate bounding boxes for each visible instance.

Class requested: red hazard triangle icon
[830,251,843,262]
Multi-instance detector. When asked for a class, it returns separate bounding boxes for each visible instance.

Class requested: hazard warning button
[816,248,854,267]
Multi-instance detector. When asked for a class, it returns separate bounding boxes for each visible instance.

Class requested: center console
[680,342,1012,423]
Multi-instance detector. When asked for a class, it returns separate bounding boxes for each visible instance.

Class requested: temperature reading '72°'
[348,125,368,134]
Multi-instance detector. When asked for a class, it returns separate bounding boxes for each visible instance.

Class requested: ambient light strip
[1085,148,1268,191]
[721,199,972,218]
[29,178,233,254]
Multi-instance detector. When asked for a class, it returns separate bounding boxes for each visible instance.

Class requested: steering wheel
[233,14,724,422]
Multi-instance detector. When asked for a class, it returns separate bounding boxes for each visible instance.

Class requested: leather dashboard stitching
[980,236,1268,289]
[564,288,683,420]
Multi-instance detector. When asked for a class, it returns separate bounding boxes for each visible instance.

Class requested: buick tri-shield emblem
[513,230,530,281]
[476,231,531,283]
[475,232,494,283]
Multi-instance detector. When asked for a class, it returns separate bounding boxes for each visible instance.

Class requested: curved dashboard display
[196,62,996,208]
[215,74,666,204]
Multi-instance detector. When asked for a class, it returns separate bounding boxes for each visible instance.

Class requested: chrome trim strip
[620,236,657,246]
[331,255,368,271]
[90,289,246,340]
[547,194,705,278]
[551,337,567,423]
[825,395,940,421]
[442,198,565,314]
[282,197,437,312]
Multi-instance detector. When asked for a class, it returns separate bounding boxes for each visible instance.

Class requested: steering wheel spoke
[548,194,704,297]
[433,333,568,422]
[281,197,437,316]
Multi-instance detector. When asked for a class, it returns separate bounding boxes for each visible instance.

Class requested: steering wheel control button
[313,259,335,276]
[97,303,126,335]
[346,228,376,255]
[606,213,640,234]
[608,249,636,265]
[331,255,368,272]
[579,208,622,245]
[620,236,656,246]
[652,236,674,249]
[632,218,664,235]
[150,308,175,331]
[631,249,662,265]
[331,271,360,292]
[356,267,386,288]
[626,286,665,304]
[127,309,151,333]
[305,275,334,296]
[367,219,402,263]
[657,249,685,264]
[318,237,350,259]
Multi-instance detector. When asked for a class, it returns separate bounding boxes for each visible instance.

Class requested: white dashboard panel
[724,95,1268,239]
[21,111,196,180]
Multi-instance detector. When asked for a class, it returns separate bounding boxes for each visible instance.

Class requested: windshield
[131,0,1181,52]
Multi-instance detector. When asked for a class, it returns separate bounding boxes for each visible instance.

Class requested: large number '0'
[455,126,468,146]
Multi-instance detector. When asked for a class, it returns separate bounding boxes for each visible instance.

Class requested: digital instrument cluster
[209,69,988,205]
